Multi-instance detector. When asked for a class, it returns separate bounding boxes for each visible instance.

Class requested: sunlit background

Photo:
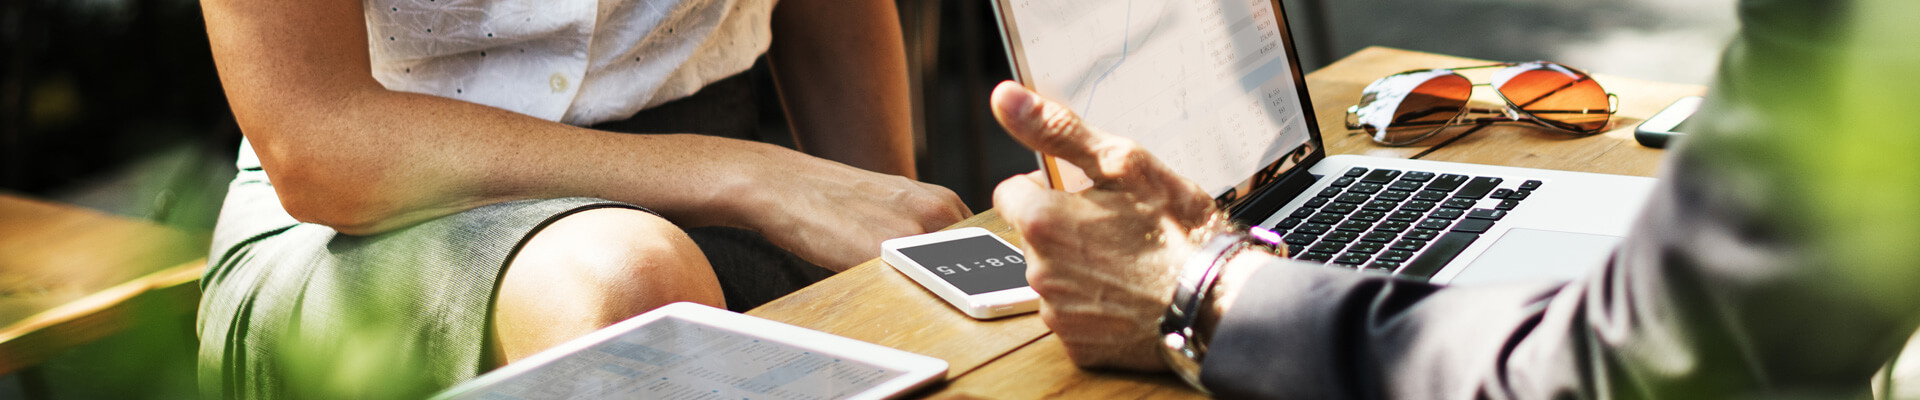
[0,0,1736,397]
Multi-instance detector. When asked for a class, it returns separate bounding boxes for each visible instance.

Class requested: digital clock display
[895,235,1028,295]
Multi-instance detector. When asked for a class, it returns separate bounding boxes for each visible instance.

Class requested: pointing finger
[990,81,1133,185]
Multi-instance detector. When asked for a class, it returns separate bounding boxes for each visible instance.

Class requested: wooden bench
[0,193,209,375]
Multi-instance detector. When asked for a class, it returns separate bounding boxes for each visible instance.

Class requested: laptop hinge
[1227,167,1318,226]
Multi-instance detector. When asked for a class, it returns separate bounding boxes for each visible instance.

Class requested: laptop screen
[990,0,1325,211]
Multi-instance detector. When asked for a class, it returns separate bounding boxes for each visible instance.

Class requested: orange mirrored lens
[1380,74,1471,144]
[1497,65,1610,132]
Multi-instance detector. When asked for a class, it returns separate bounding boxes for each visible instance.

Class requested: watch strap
[1158,230,1247,393]
[1159,226,1285,393]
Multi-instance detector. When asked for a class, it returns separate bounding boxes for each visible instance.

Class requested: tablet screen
[446,316,909,399]
[895,235,1028,295]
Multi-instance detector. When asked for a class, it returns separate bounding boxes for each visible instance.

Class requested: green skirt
[197,142,830,399]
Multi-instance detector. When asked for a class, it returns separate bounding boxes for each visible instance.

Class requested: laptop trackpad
[1445,229,1621,286]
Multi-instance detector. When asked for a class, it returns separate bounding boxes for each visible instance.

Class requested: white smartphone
[880,227,1039,319]
[1635,95,1703,148]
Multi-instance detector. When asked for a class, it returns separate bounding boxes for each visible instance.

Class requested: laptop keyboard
[1268,167,1544,279]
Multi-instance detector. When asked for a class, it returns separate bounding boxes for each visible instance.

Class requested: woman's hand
[988,81,1223,370]
[740,147,971,271]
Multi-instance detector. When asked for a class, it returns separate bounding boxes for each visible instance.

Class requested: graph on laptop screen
[995,0,1312,197]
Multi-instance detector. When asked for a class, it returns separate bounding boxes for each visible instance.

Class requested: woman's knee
[511,207,723,310]
[492,207,723,363]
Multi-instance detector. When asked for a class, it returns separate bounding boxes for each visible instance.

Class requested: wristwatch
[1158,226,1281,393]
[1159,225,1282,394]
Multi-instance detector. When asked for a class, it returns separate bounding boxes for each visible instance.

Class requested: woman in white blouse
[196,0,969,396]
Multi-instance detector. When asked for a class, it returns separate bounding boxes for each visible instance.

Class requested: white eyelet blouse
[363,0,777,126]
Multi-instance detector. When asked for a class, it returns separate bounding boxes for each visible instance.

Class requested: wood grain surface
[935,334,1207,399]
[0,193,209,374]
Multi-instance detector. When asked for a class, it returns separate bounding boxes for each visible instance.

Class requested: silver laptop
[988,0,1655,285]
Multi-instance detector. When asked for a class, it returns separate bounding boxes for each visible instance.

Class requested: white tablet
[880,227,1039,319]
[431,302,948,400]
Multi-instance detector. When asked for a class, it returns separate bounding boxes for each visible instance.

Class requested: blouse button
[549,73,569,93]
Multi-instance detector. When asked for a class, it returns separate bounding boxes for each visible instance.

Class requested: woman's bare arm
[767,0,916,178]
[202,0,965,269]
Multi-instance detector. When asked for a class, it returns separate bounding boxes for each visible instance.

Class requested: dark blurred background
[0,0,1733,397]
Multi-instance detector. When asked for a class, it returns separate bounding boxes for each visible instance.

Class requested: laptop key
[1285,244,1306,256]
[1427,209,1464,220]
[1291,207,1317,219]
[1490,188,1515,199]
[1283,233,1319,246]
[1402,171,1436,182]
[1402,200,1438,212]
[1377,250,1415,262]
[1441,198,1478,209]
[1367,261,1402,272]
[1417,218,1453,230]
[1375,221,1412,232]
[1450,218,1495,233]
[1403,229,1440,241]
[1350,210,1386,222]
[1276,217,1303,229]
[1519,180,1543,190]
[1322,231,1359,243]
[1335,253,1372,265]
[1376,190,1412,202]
[1496,199,1522,210]
[1330,176,1357,187]
[1467,209,1507,220]
[1414,190,1450,202]
[1348,183,1385,194]
[1391,239,1430,251]
[1297,252,1335,262]
[1454,177,1504,199]
[1387,210,1423,222]
[1510,189,1533,200]
[1335,193,1371,204]
[1319,186,1345,197]
[1388,180,1424,192]
[1363,200,1400,212]
[1426,174,1470,192]
[1297,223,1333,235]
[1309,212,1344,224]
[1306,197,1331,208]
[1399,232,1482,279]
[1346,242,1386,254]
[1336,221,1373,232]
[1344,167,1369,178]
[1361,169,1402,184]
[1361,232,1398,243]
[1309,242,1347,254]
[1321,203,1358,214]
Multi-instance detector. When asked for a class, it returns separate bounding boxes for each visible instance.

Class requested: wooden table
[0,193,209,374]
[747,46,1706,398]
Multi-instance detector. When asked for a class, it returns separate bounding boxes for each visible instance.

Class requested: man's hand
[989,81,1222,371]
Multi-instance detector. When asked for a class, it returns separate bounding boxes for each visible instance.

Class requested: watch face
[895,235,1028,295]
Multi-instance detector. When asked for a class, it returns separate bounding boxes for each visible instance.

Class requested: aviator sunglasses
[1345,61,1618,146]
